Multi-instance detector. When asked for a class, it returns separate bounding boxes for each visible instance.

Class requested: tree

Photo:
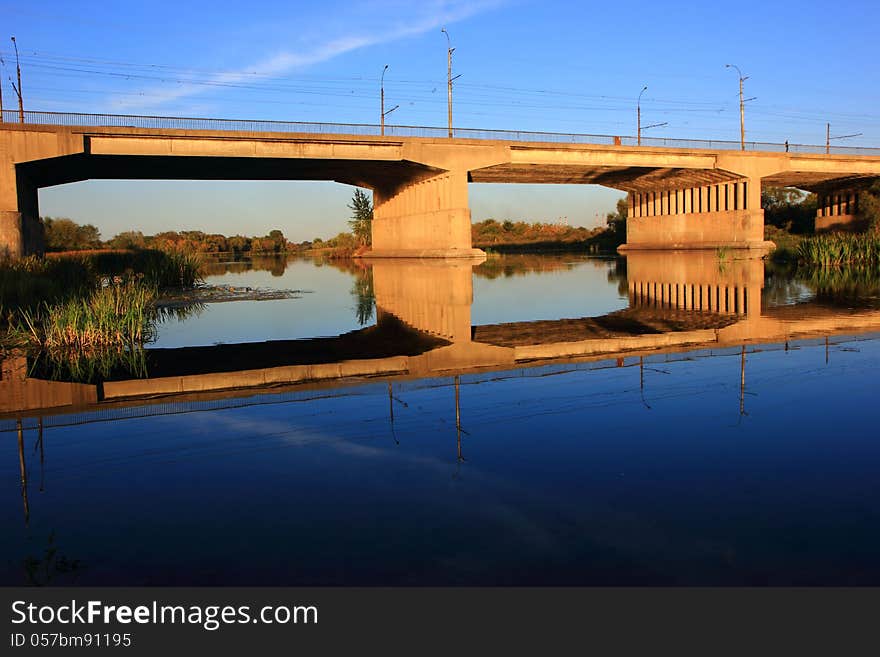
[108,231,146,250]
[267,229,286,253]
[606,197,628,242]
[347,189,373,247]
[43,217,102,251]
[762,186,816,233]
[857,180,880,233]
[227,235,250,254]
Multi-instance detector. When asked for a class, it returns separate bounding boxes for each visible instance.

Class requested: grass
[6,278,156,380]
[795,233,880,267]
[17,279,157,353]
[1,249,204,312]
[1,248,205,381]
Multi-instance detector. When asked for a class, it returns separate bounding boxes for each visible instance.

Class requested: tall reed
[796,234,880,267]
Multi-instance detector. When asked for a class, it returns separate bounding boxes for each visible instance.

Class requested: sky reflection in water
[2,253,880,585]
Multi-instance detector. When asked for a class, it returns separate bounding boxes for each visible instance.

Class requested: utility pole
[725,64,754,151]
[11,36,23,123]
[637,85,647,146]
[441,28,460,138]
[0,54,4,123]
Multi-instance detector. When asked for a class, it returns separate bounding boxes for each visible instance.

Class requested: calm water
[2,252,880,585]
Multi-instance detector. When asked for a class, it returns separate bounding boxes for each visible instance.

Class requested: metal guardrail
[2,109,880,156]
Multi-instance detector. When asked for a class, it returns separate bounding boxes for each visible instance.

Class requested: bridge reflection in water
[5,249,880,529]
[4,251,880,418]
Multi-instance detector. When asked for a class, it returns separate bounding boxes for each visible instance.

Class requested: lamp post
[11,36,23,123]
[0,54,4,123]
[381,64,387,135]
[637,85,647,146]
[441,28,460,138]
[380,65,398,136]
[725,64,754,151]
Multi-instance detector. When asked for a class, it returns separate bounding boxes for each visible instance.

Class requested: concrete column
[0,211,23,258]
[368,170,483,258]
[1,164,43,258]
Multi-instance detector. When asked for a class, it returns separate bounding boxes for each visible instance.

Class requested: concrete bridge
[2,112,880,258]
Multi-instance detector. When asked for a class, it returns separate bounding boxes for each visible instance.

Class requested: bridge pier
[2,133,51,258]
[815,185,866,232]
[0,179,43,259]
[620,178,771,251]
[366,171,485,259]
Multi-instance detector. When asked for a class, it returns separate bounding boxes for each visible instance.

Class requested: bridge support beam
[366,171,485,258]
[620,178,772,251]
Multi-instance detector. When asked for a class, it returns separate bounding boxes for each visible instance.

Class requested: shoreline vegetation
[0,249,205,379]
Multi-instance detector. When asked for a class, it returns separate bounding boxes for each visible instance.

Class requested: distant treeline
[42,218,309,254]
[41,210,629,258]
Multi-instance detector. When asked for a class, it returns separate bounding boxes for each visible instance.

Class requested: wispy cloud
[115,0,505,112]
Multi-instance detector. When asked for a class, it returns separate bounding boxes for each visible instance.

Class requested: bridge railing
[2,109,879,156]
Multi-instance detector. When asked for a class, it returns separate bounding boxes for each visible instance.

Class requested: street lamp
[0,54,5,122]
[725,64,755,151]
[441,27,460,138]
[11,36,23,123]
[637,86,647,145]
[380,64,398,136]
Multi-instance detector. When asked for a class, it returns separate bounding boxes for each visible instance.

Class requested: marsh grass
[19,280,157,352]
[6,279,156,381]
[796,234,880,267]
[1,248,204,381]
[85,249,204,288]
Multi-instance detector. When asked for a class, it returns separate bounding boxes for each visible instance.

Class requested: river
[2,251,879,585]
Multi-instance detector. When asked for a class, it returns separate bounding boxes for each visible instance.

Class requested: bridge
[3,111,880,258]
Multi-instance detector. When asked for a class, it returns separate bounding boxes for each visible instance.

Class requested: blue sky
[3,0,878,240]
